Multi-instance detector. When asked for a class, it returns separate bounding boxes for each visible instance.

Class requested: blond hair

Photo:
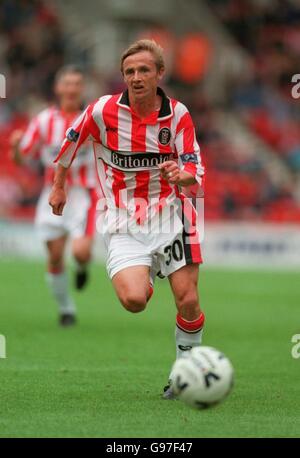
[121,39,165,73]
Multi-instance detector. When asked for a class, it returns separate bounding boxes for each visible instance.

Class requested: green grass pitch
[0,259,299,438]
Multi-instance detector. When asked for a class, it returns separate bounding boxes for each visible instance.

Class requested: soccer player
[49,40,205,397]
[11,66,98,327]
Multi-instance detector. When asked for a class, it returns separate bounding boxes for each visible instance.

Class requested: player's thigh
[46,235,67,264]
[168,263,200,319]
[112,265,150,308]
[106,232,152,282]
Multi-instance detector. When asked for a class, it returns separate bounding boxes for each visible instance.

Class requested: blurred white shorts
[35,186,98,242]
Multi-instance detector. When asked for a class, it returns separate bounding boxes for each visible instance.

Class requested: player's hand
[10,130,23,149]
[158,161,181,185]
[48,187,66,216]
[10,129,24,163]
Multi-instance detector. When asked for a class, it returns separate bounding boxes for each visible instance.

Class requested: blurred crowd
[0,0,65,117]
[0,0,299,222]
[207,0,300,221]
[0,0,64,217]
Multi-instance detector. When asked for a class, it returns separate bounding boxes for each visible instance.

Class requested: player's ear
[157,67,165,81]
[54,82,60,98]
[121,65,126,82]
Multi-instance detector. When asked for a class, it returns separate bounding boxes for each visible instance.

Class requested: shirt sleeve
[54,102,99,168]
[175,109,205,185]
[19,116,42,158]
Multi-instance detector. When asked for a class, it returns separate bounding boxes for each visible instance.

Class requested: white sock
[46,271,76,315]
[75,260,88,273]
[169,312,205,381]
[175,326,204,359]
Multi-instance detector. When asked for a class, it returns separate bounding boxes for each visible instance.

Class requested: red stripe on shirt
[55,102,96,164]
[181,194,202,263]
[111,169,127,208]
[46,108,55,144]
[68,105,94,165]
[93,144,106,200]
[175,111,192,136]
[20,118,41,156]
[63,114,76,187]
[183,162,197,177]
[183,116,195,152]
[79,165,87,188]
[102,95,120,150]
[85,188,98,237]
[132,117,149,224]
[88,113,101,143]
[103,97,127,208]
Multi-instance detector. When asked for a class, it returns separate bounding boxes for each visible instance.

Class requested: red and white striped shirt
[55,88,204,225]
[20,106,97,189]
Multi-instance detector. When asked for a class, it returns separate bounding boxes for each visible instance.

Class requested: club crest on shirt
[158,127,171,146]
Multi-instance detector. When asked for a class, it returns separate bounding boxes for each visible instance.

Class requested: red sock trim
[48,266,64,275]
[176,312,205,334]
[147,284,154,301]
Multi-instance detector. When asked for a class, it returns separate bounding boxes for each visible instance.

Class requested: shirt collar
[116,87,173,122]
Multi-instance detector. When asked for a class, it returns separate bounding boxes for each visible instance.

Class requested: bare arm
[48,164,69,215]
[158,161,198,187]
[177,170,197,187]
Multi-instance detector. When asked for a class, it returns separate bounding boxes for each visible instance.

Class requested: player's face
[123,51,164,101]
[55,73,84,110]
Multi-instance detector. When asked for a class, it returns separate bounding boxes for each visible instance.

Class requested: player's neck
[59,103,79,115]
[130,93,161,119]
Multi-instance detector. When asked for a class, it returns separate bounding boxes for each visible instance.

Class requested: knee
[72,247,91,265]
[48,252,63,268]
[120,293,147,313]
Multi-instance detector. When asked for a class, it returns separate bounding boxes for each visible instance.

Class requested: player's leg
[112,265,152,313]
[162,263,205,399]
[156,228,205,360]
[69,187,97,290]
[106,232,154,312]
[71,235,93,290]
[169,263,205,358]
[46,236,77,326]
[35,186,77,326]
[154,208,204,398]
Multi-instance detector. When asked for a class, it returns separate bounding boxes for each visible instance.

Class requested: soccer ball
[170,346,234,409]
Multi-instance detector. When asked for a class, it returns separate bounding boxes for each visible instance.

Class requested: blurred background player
[10,66,98,326]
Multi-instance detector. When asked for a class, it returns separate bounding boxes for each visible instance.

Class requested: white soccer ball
[170,346,234,409]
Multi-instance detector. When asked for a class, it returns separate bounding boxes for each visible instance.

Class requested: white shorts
[35,186,98,242]
[105,228,203,280]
